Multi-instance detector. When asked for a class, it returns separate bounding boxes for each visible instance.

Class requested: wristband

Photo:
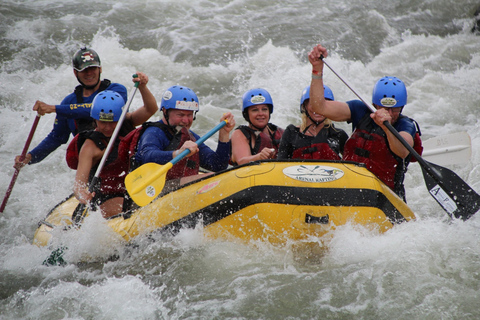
[312,73,323,80]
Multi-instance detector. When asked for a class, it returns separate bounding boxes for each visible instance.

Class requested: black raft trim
[159,185,407,236]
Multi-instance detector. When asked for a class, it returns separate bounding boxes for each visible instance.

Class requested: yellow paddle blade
[125,162,173,206]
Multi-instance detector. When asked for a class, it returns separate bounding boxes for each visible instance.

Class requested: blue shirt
[135,120,231,172]
[347,100,416,137]
[29,82,127,164]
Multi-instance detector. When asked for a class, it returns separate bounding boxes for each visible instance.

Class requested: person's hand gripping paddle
[321,56,480,220]
[125,120,228,207]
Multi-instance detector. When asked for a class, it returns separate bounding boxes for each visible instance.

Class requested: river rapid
[1,0,480,319]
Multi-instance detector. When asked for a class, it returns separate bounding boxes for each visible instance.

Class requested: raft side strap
[355,148,370,158]
[358,132,375,140]
[302,146,318,155]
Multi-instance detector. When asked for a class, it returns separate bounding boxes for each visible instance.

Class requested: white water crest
[1,0,480,318]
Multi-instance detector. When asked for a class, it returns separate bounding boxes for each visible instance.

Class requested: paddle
[125,119,228,207]
[72,75,139,225]
[1,114,41,213]
[422,132,471,166]
[321,57,480,220]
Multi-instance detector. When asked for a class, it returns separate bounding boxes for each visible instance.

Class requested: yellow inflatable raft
[33,160,416,247]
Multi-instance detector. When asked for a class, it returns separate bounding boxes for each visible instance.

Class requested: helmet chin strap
[163,109,173,128]
[249,123,267,132]
[304,107,325,126]
[248,114,270,132]
[162,109,191,134]
[77,75,101,90]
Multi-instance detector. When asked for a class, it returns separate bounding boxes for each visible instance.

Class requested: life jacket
[162,125,200,181]
[291,125,344,160]
[66,132,87,170]
[117,121,158,171]
[73,79,112,135]
[343,114,423,199]
[66,119,135,170]
[238,123,284,157]
[67,130,129,196]
[121,121,201,181]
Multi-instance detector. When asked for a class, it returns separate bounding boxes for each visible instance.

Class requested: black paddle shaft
[320,56,479,219]
[384,121,480,220]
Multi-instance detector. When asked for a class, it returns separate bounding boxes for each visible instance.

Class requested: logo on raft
[283,165,344,183]
[197,180,220,194]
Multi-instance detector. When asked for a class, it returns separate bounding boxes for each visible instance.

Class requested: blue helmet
[242,88,273,122]
[372,76,407,108]
[161,85,199,112]
[300,85,334,112]
[90,90,125,122]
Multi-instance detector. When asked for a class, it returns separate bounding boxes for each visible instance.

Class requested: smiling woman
[230,88,284,165]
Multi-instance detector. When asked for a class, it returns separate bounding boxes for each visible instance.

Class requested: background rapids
[1,0,480,319]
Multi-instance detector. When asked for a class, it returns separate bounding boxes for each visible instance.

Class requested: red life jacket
[105,121,201,181]
[343,114,423,199]
[66,132,86,170]
[67,130,129,196]
[291,125,345,160]
[65,120,136,196]
[293,143,341,160]
[97,136,129,196]
[66,119,136,170]
[123,121,202,180]
[237,123,284,157]
[163,126,200,181]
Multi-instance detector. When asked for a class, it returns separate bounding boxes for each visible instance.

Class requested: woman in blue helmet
[230,88,284,165]
[135,85,235,189]
[307,44,423,201]
[73,73,158,218]
[277,85,348,160]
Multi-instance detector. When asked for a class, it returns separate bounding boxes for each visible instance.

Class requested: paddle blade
[72,203,89,225]
[422,132,471,166]
[125,162,172,206]
[421,161,480,220]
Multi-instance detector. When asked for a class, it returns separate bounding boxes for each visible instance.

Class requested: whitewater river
[1,0,480,319]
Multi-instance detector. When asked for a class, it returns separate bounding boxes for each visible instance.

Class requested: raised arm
[308,44,351,121]
[128,72,159,126]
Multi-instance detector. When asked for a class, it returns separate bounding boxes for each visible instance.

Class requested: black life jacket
[73,79,112,135]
